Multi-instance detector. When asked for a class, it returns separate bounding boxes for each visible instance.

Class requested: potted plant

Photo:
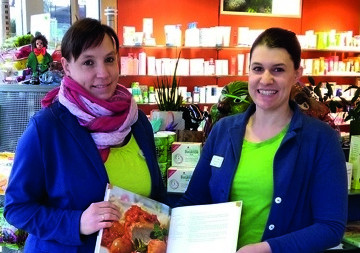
[150,51,185,131]
[308,77,360,136]
[343,84,360,136]
[155,51,183,111]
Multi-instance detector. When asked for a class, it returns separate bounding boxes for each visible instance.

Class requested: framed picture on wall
[220,0,302,18]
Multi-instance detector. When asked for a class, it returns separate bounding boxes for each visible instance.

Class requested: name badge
[210,155,224,168]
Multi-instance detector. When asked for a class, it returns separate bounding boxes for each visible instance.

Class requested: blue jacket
[4,101,165,253]
[179,101,348,253]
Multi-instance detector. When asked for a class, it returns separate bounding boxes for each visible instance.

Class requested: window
[2,0,99,49]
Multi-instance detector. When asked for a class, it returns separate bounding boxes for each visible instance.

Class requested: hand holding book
[95,184,242,253]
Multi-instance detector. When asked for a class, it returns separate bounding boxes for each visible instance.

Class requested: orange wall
[117,0,219,45]
[116,0,360,115]
[301,0,360,33]
[117,0,360,44]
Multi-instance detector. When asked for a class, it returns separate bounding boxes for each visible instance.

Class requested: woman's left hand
[236,242,272,253]
[80,201,121,235]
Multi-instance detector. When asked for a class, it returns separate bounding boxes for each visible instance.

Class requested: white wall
[14,0,43,35]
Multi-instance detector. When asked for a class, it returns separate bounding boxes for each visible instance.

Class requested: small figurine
[26,34,53,84]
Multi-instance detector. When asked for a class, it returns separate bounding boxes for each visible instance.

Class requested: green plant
[154,51,183,111]
[308,76,360,122]
[308,76,340,112]
[343,84,360,122]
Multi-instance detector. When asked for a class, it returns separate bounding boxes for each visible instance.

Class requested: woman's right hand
[80,201,121,235]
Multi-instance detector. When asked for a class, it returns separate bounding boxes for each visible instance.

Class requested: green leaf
[314,83,323,102]
[308,76,315,86]
[325,82,333,98]
[133,238,147,252]
[150,223,168,241]
[154,50,183,111]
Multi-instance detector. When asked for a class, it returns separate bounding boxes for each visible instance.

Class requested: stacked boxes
[167,142,202,193]
[154,131,177,187]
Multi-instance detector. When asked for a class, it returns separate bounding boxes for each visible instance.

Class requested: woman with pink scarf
[4,18,166,252]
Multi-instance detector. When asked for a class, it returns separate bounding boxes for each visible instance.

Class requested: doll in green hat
[26,33,53,84]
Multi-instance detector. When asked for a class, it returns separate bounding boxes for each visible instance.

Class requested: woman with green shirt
[178,27,348,253]
[5,18,166,252]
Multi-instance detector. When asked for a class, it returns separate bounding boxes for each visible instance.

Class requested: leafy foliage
[133,238,147,252]
[155,51,183,111]
[1,34,33,49]
[343,85,360,121]
[308,76,360,122]
[150,223,168,241]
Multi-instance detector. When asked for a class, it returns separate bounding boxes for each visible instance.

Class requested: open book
[94,184,242,253]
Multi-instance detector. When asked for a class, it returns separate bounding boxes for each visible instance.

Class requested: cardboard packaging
[171,142,202,167]
[167,167,194,193]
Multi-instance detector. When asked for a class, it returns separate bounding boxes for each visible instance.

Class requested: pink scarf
[42,76,138,162]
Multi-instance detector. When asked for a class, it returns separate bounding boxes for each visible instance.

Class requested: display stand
[0,84,58,152]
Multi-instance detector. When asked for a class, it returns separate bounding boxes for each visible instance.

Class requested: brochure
[94,184,242,253]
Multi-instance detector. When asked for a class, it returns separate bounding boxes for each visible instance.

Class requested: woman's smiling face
[61,34,119,101]
[248,45,302,113]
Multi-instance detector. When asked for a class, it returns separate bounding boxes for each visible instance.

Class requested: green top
[230,125,288,248]
[26,51,53,76]
[104,134,151,197]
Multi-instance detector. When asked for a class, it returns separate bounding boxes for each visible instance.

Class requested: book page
[95,184,171,253]
[166,201,242,253]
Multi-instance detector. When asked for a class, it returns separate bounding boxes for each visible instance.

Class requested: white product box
[171,142,202,167]
[238,27,250,46]
[143,18,153,38]
[190,58,204,76]
[161,58,172,76]
[167,167,194,193]
[177,58,190,76]
[205,85,220,104]
[123,26,136,46]
[199,86,206,103]
[155,59,162,75]
[120,56,129,75]
[237,53,244,76]
[147,56,156,76]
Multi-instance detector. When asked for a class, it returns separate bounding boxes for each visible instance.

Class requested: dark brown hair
[61,18,119,62]
[31,34,48,49]
[250,27,301,70]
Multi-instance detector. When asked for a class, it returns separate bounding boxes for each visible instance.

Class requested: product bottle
[209,58,215,75]
[138,50,147,75]
[132,53,139,75]
[185,22,200,47]
[193,86,200,103]
[131,82,142,103]
[127,53,134,75]
[175,24,182,47]
[143,91,149,103]
[230,55,236,76]
[149,86,156,103]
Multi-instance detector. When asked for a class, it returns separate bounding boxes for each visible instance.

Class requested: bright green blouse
[230,125,288,248]
[104,134,151,197]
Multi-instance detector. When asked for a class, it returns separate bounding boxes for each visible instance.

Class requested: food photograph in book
[95,186,171,253]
